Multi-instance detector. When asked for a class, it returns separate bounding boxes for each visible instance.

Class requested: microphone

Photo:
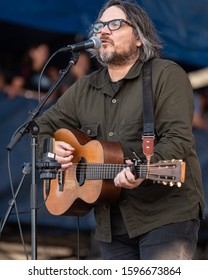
[59,36,102,52]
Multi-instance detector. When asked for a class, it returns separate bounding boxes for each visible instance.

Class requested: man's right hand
[54,141,74,171]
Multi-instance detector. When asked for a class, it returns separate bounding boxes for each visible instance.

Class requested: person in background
[4,74,25,99]
[36,0,204,260]
[5,43,60,104]
[61,51,92,92]
[0,70,6,94]
[21,43,51,94]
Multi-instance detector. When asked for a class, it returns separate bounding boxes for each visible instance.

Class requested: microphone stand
[6,52,80,260]
[0,162,32,235]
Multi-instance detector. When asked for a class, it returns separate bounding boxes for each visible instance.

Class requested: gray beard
[98,47,140,66]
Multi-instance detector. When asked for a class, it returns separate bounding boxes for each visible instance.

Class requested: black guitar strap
[142,60,155,166]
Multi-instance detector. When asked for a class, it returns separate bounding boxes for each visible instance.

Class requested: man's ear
[136,38,142,47]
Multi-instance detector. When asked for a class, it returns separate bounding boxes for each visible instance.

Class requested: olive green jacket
[36,58,204,242]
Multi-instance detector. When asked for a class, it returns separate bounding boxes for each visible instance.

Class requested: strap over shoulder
[142,60,155,165]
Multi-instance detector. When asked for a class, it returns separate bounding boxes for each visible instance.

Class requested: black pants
[99,219,200,260]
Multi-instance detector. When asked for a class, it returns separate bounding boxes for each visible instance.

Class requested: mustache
[100,36,114,45]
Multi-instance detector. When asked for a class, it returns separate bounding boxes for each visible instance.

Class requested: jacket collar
[89,59,144,96]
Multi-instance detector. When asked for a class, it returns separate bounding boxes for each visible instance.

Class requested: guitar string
[69,163,177,168]
[62,163,178,179]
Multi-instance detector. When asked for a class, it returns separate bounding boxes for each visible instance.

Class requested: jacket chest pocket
[78,123,100,138]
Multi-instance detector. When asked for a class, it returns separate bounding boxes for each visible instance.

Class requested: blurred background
[0,0,208,260]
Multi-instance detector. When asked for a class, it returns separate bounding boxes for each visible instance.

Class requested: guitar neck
[76,159,185,186]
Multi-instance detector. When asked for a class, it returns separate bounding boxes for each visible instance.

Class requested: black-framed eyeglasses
[92,19,133,34]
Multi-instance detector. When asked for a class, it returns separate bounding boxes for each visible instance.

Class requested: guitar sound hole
[76,157,86,186]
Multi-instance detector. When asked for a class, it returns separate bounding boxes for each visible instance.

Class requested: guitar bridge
[58,171,64,192]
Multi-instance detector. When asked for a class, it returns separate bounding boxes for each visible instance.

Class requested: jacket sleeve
[151,61,194,162]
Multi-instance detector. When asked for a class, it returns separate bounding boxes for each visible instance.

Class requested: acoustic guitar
[44,128,186,216]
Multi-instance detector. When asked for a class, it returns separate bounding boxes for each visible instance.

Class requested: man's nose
[100,24,111,34]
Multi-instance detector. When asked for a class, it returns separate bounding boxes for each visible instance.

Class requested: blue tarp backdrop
[0,0,208,67]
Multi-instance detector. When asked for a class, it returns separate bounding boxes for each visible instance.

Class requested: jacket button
[109,132,114,137]
[112,99,117,104]
[87,129,91,135]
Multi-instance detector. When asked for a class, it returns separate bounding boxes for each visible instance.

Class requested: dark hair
[91,0,162,62]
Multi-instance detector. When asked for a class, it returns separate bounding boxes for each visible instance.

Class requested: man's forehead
[100,5,126,21]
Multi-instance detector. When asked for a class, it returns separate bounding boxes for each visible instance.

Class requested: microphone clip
[37,152,61,180]
[37,138,61,196]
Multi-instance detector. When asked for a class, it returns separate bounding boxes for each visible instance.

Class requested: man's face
[96,5,142,66]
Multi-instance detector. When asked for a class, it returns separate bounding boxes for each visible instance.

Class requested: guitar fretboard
[75,163,147,180]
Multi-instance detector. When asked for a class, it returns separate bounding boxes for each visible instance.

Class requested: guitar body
[45,128,122,216]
